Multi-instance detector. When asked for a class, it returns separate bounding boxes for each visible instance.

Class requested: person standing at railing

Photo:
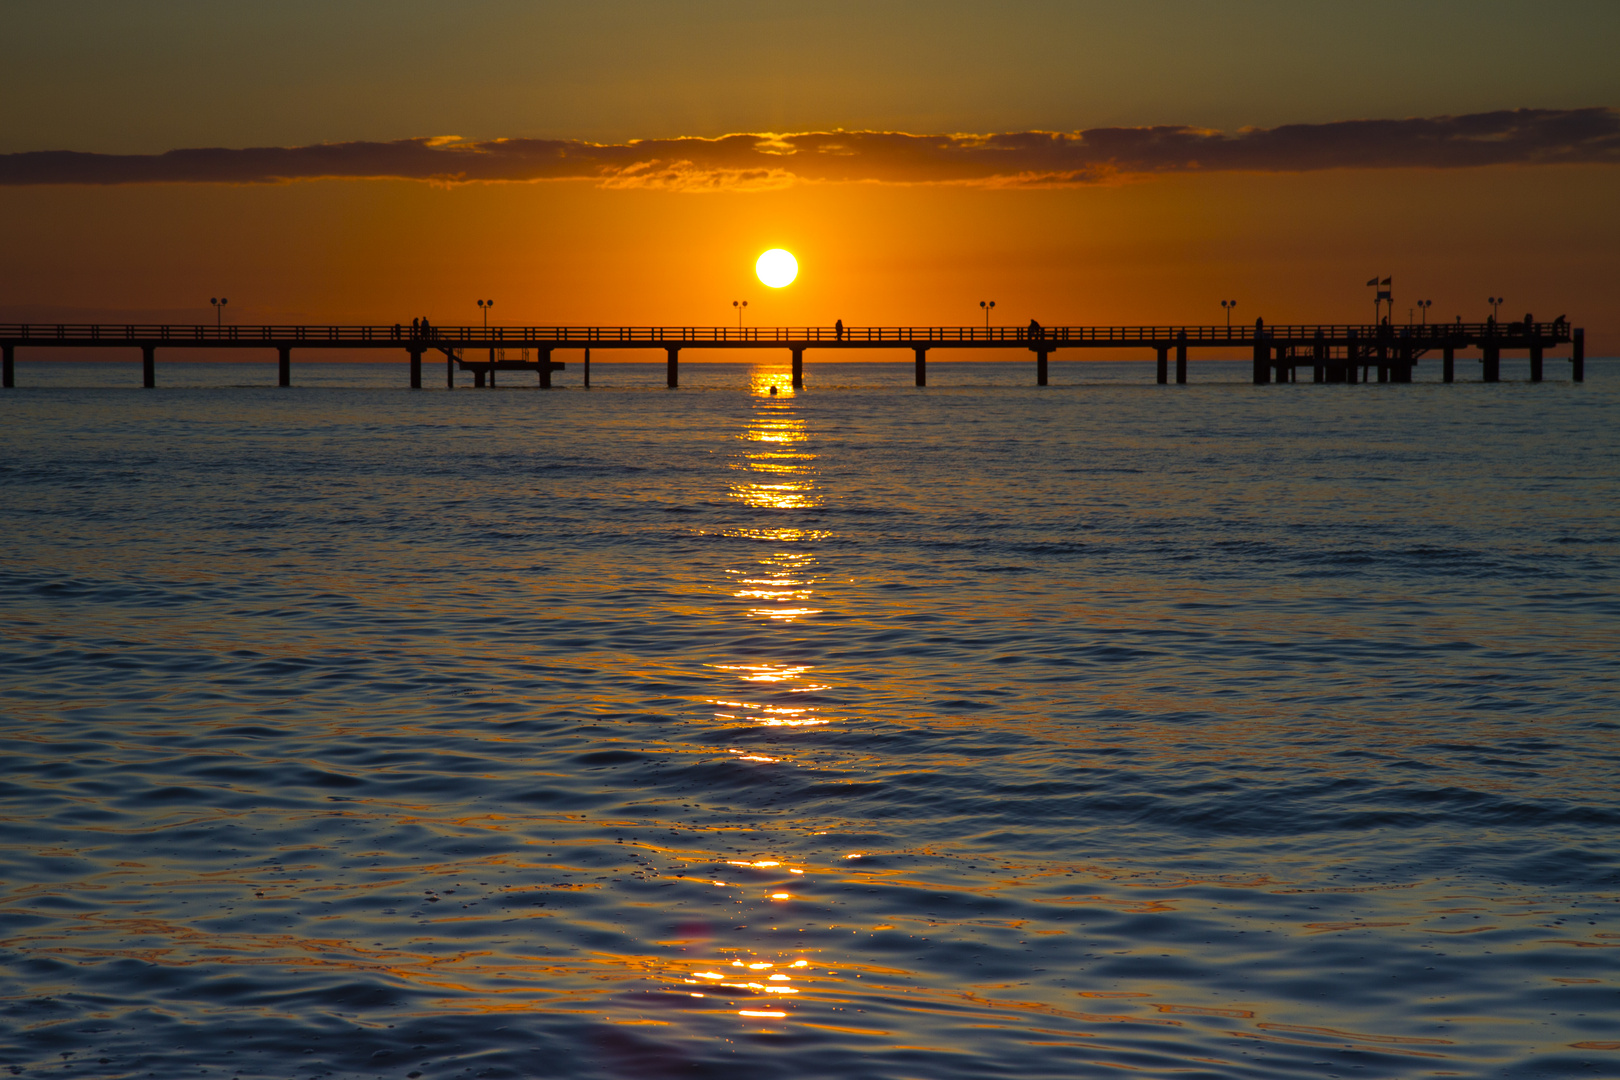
[1028,319,1043,342]
[836,319,844,341]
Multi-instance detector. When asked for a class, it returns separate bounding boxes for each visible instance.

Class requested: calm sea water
[1,359,1616,1080]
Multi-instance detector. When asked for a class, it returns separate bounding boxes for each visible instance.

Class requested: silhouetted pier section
[0,318,1583,389]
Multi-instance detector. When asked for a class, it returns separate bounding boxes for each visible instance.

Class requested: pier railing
[0,322,1570,344]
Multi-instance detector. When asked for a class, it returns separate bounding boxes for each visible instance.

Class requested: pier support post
[142,345,155,388]
[1175,332,1187,384]
[1156,345,1168,384]
[1313,331,1325,383]
[409,348,422,389]
[1529,341,1543,383]
[1573,328,1584,382]
[1443,346,1454,383]
[1342,329,1357,383]
[1483,344,1500,382]
[1035,349,1049,386]
[447,350,454,389]
[278,345,291,387]
[584,348,591,389]
[539,347,553,388]
[666,347,679,388]
[2,344,12,388]
[1251,319,1269,384]
[791,347,804,389]
[914,347,927,387]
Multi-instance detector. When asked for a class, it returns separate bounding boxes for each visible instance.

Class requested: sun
[755,249,798,288]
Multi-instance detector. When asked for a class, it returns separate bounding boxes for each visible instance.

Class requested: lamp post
[210,297,228,329]
[979,300,995,330]
[1221,300,1237,330]
[1487,296,1504,321]
[477,299,494,329]
[733,300,748,330]
[1417,299,1432,326]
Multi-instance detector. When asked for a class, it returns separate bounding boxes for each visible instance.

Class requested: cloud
[2,108,1616,190]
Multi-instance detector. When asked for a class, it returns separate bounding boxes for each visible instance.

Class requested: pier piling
[278,345,291,387]
[446,350,454,389]
[1035,349,1050,386]
[1443,345,1455,383]
[1175,332,1187,383]
[142,345,155,388]
[1530,340,1543,383]
[2,344,12,388]
[539,347,553,389]
[1156,345,1168,384]
[1573,328,1584,382]
[1483,343,1500,383]
[666,347,679,389]
[791,347,804,389]
[914,347,927,387]
[408,348,422,389]
[1252,319,1269,384]
[584,348,591,389]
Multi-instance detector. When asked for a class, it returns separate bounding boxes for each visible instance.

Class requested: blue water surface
[0,358,1616,1079]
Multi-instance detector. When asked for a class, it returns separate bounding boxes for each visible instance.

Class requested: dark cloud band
[3,108,1616,189]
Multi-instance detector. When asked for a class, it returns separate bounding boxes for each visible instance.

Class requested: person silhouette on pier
[835,319,844,341]
[1028,319,1043,342]
[411,317,419,338]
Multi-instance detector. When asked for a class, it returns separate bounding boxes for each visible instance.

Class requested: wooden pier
[0,317,1583,389]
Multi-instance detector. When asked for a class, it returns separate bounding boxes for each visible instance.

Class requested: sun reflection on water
[729,387,818,512]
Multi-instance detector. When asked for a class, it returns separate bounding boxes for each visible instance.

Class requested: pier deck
[0,319,1583,389]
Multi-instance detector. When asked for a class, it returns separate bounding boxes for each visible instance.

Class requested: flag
[1366,277,1379,286]
[1380,277,1392,285]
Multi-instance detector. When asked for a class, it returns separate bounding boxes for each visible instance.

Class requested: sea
[1,358,1616,1080]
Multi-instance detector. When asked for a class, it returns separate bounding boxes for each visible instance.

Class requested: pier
[0,318,1583,388]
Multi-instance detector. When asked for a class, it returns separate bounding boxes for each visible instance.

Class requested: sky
[2,0,1616,351]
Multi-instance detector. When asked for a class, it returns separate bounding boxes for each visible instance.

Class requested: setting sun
[755,249,798,288]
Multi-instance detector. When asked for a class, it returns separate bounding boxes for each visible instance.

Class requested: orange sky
[1,2,1615,355]
[4,164,1613,354]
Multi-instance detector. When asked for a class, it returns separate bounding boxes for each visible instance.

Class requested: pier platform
[0,318,1583,389]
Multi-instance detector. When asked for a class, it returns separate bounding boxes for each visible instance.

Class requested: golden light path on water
[706,372,838,1026]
